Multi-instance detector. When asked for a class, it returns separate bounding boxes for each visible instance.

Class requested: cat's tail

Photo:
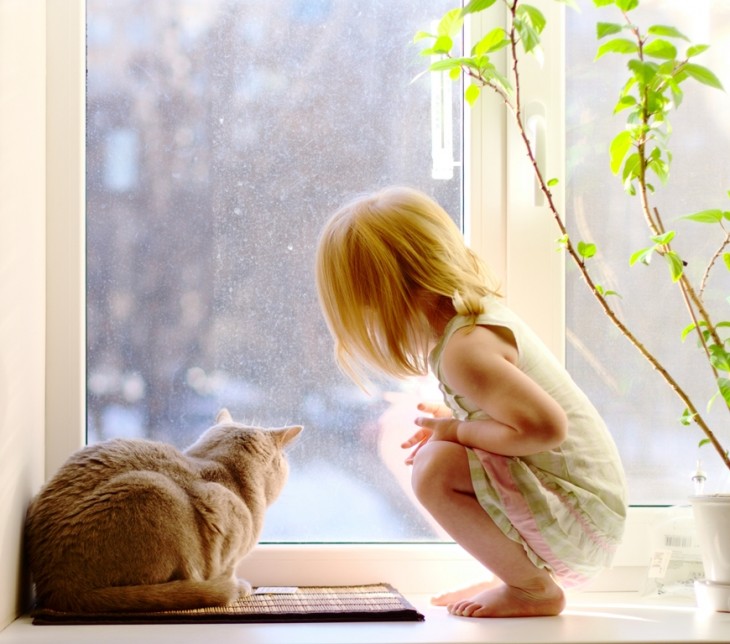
[59,576,241,613]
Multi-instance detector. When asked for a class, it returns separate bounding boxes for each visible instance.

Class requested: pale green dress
[429,296,627,587]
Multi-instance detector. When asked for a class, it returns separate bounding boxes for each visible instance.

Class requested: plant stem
[626,21,728,409]
[700,229,730,297]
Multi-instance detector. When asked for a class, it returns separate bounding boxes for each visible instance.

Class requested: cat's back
[25,438,208,599]
[25,437,198,554]
[30,438,192,507]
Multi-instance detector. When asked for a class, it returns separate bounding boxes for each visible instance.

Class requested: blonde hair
[315,186,498,385]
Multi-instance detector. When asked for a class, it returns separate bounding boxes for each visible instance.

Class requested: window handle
[430,49,455,180]
[525,102,546,206]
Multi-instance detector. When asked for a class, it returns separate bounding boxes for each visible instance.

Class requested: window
[46,0,729,589]
[85,0,462,542]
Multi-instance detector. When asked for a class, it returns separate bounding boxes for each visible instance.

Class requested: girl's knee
[411,441,469,502]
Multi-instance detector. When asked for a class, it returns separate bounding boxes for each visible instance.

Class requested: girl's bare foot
[431,579,499,606]
[447,581,565,618]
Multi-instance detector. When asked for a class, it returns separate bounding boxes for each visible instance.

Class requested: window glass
[86,0,461,541]
[565,0,730,503]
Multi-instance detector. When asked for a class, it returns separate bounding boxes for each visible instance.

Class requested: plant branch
[700,228,730,297]
[623,16,728,412]
[504,0,729,469]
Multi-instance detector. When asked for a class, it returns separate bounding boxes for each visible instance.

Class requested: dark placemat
[31,583,425,625]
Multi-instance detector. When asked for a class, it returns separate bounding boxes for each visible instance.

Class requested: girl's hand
[416,401,453,418]
[401,414,460,465]
[413,416,460,443]
[401,426,432,466]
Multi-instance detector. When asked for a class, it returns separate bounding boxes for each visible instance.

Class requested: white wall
[0,0,48,630]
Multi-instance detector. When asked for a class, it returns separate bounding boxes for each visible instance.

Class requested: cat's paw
[236,578,253,597]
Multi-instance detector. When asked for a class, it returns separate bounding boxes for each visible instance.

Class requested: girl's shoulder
[442,323,519,371]
[445,297,517,340]
[430,297,517,368]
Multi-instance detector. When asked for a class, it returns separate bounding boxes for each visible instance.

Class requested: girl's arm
[419,324,567,457]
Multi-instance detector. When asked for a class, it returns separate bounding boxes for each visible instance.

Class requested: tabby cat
[25,409,301,613]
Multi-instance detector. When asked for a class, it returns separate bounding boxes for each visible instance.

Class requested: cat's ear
[273,425,302,447]
[216,408,233,424]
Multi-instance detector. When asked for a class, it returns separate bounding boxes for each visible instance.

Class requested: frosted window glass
[86,0,462,541]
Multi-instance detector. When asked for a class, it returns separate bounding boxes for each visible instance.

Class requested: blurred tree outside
[86,0,461,540]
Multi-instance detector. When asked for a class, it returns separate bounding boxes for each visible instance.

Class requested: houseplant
[416,0,730,609]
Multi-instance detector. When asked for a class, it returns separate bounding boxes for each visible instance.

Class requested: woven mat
[31,583,424,625]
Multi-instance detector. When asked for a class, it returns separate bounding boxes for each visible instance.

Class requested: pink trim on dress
[474,449,592,588]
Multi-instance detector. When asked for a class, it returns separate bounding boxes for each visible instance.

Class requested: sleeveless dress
[429,296,627,587]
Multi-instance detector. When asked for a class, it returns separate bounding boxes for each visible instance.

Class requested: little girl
[315,186,627,618]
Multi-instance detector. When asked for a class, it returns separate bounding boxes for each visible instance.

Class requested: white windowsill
[2,592,728,644]
[8,507,723,643]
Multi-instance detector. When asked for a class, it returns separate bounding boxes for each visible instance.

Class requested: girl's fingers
[404,440,427,465]
[400,428,428,448]
[417,401,452,418]
[404,447,418,465]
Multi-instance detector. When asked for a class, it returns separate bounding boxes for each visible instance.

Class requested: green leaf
[723,252,730,271]
[681,320,706,342]
[684,63,724,90]
[428,35,454,54]
[629,246,654,266]
[516,4,547,34]
[592,0,615,7]
[613,95,637,114]
[578,241,597,259]
[719,377,730,407]
[547,177,559,187]
[487,69,512,93]
[647,25,689,41]
[437,9,464,38]
[628,59,658,84]
[651,230,675,245]
[648,155,670,184]
[461,0,498,16]
[680,407,697,426]
[643,39,677,60]
[595,284,620,297]
[668,79,684,108]
[595,38,639,60]
[465,84,481,106]
[609,130,632,175]
[710,345,730,372]
[621,152,641,187]
[698,438,711,448]
[414,31,434,43]
[682,209,724,224]
[597,22,623,39]
[615,0,639,10]
[687,44,710,58]
[514,17,541,54]
[664,250,685,281]
[473,27,510,55]
[429,57,464,72]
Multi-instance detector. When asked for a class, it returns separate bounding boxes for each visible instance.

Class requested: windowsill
[2,592,728,644]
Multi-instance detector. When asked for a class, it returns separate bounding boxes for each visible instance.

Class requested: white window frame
[46,0,86,479]
[46,0,669,595]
